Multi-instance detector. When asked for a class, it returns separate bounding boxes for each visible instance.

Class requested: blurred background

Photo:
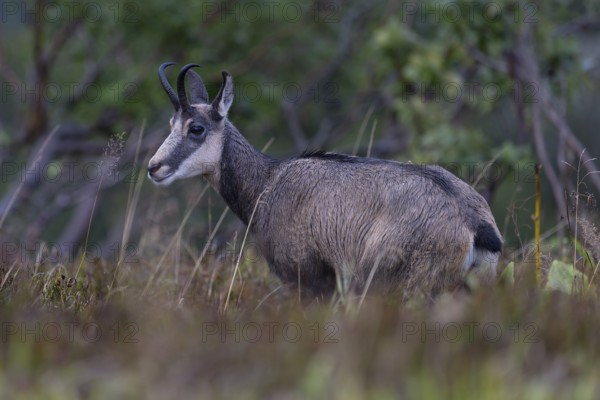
[3,2,600,398]
[1,0,600,263]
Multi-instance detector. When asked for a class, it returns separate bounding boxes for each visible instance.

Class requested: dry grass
[2,227,600,399]
[2,138,600,399]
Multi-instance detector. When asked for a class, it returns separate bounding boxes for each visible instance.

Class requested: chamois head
[148,63,234,186]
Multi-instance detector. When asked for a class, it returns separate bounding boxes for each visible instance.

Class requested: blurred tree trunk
[24,0,48,143]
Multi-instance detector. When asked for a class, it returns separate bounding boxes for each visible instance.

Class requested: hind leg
[471,248,499,284]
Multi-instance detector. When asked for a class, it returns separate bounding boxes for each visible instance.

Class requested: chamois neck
[219,121,276,225]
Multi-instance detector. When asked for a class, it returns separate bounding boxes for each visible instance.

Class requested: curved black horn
[177,63,201,112]
[158,62,179,110]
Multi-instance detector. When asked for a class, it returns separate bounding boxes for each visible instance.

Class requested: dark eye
[189,125,205,136]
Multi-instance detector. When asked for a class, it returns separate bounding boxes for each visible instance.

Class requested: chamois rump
[148,63,503,298]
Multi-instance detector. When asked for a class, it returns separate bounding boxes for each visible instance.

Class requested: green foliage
[1,0,594,168]
[370,0,587,168]
[414,125,486,163]
[500,261,515,285]
[546,259,588,294]
[3,6,600,397]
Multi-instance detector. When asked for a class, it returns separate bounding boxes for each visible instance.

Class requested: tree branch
[280,2,375,151]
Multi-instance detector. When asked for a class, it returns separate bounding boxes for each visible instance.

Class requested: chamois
[148,63,502,298]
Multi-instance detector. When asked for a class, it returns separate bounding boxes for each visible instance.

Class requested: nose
[147,161,162,177]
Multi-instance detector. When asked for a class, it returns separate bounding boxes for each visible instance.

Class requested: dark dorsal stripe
[398,163,457,196]
[300,149,362,163]
[300,150,456,196]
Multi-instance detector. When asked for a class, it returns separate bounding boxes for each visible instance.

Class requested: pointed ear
[212,72,234,118]
[187,70,209,104]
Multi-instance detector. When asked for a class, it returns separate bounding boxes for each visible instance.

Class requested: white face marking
[148,105,224,188]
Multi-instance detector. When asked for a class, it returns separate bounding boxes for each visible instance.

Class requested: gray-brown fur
[148,63,503,299]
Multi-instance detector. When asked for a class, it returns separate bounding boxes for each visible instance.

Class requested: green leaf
[546,260,588,294]
[500,262,514,286]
